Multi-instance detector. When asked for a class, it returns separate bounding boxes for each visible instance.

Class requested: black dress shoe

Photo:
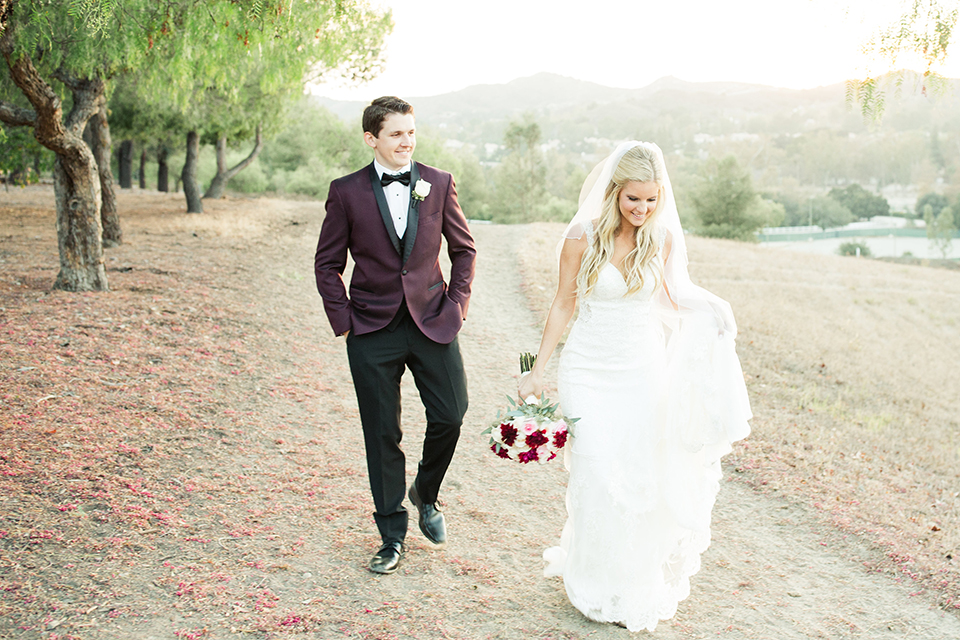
[369,541,403,574]
[408,483,446,545]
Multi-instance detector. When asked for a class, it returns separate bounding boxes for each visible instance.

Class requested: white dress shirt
[374,159,412,239]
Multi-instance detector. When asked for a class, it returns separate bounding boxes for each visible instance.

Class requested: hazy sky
[312,0,960,100]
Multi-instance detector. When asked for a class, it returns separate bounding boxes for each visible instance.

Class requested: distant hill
[312,72,845,125]
[313,73,625,121]
[311,72,959,146]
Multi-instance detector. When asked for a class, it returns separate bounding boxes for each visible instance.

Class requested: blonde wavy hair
[576,145,666,298]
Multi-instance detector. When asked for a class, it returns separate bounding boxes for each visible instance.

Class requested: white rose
[413,179,431,200]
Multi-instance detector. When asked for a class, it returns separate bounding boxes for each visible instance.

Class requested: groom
[314,96,476,574]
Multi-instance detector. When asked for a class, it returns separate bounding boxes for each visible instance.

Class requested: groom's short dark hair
[363,96,414,137]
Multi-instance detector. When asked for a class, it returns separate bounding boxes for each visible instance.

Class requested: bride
[518,142,751,632]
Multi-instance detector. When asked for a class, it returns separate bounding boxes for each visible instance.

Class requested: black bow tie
[380,171,411,187]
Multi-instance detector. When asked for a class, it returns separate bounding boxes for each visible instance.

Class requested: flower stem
[520,352,537,373]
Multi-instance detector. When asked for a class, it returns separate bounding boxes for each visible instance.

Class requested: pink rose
[520,418,539,436]
[536,445,551,464]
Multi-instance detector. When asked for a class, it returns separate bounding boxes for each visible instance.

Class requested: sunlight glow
[311,0,960,100]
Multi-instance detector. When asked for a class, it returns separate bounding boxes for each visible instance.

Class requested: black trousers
[346,308,468,545]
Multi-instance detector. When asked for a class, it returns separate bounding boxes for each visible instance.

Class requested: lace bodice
[575,221,665,332]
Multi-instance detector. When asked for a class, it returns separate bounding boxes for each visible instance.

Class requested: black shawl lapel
[401,163,421,265]
[368,163,402,255]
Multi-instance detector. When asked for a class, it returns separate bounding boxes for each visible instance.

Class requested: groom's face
[365,112,416,172]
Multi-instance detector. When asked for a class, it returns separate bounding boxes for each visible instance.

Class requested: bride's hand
[517,371,543,404]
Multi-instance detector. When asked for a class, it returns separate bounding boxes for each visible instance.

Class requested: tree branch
[1,20,100,156]
[0,100,36,127]
[0,25,70,154]
[224,121,263,180]
[62,74,105,136]
[51,66,85,91]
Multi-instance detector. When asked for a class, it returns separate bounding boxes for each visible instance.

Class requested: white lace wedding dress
[544,223,749,632]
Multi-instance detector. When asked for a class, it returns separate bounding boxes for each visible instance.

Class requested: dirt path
[3,190,960,638]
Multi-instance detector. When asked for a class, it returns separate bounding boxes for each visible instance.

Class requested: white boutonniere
[412,179,431,202]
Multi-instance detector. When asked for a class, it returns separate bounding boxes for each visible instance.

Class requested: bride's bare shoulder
[561,233,589,261]
[564,218,598,241]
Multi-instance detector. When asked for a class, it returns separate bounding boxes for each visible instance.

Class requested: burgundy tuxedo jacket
[314,161,476,344]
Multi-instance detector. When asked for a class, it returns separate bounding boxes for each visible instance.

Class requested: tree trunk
[83,96,122,247]
[0,27,107,291]
[139,148,147,189]
[118,139,133,188]
[52,153,107,290]
[7,168,26,186]
[182,130,203,213]
[204,133,228,198]
[203,123,264,199]
[157,144,169,192]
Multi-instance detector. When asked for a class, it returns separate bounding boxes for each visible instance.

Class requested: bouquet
[482,353,577,464]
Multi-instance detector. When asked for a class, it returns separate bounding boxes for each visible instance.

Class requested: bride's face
[618,181,660,229]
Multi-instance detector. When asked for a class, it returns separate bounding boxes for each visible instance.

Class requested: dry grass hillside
[517,222,960,609]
